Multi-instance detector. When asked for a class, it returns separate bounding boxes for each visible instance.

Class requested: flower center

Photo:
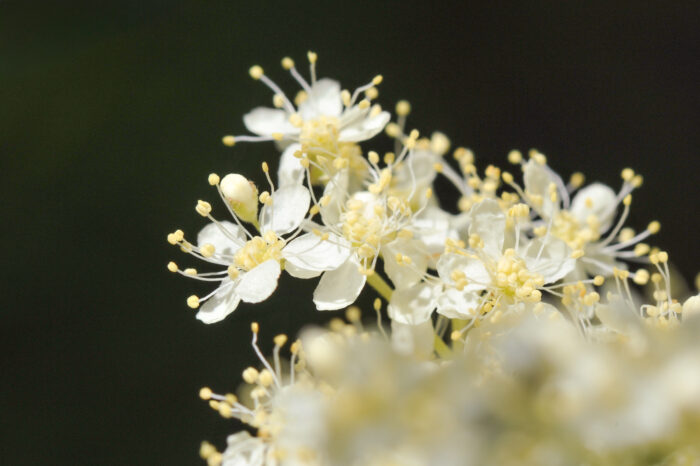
[492,248,544,301]
[234,234,285,271]
[300,116,340,154]
[551,211,601,250]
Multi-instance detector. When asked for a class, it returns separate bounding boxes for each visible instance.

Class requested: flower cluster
[166,53,700,466]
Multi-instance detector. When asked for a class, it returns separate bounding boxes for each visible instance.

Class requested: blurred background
[2,1,698,464]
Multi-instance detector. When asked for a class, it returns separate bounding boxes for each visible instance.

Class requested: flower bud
[220,174,259,224]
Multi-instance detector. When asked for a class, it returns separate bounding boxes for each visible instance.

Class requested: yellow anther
[249,65,263,80]
[651,272,662,284]
[251,322,259,333]
[341,89,351,107]
[647,221,660,234]
[433,162,444,173]
[259,369,274,387]
[184,268,197,276]
[531,151,547,165]
[218,402,232,418]
[345,306,361,322]
[385,122,401,138]
[242,367,259,384]
[199,386,213,400]
[307,51,317,64]
[368,151,380,164]
[225,393,237,405]
[631,174,643,187]
[365,87,379,100]
[619,227,635,242]
[274,334,288,347]
[272,94,284,108]
[309,205,320,216]
[299,157,310,168]
[372,74,383,85]
[623,194,632,206]
[208,173,220,186]
[167,261,178,273]
[569,172,585,188]
[395,100,411,116]
[222,135,236,147]
[263,231,277,244]
[571,249,585,259]
[583,292,600,306]
[657,251,669,263]
[295,90,308,106]
[227,265,239,279]
[593,275,605,286]
[502,172,514,184]
[259,191,271,204]
[187,295,200,309]
[507,150,523,164]
[633,243,650,256]
[281,56,294,69]
[288,113,303,127]
[271,132,284,141]
[200,441,217,459]
[358,99,370,110]
[200,243,215,258]
[373,298,382,312]
[425,187,433,199]
[633,269,650,285]
[196,200,212,217]
[621,167,635,181]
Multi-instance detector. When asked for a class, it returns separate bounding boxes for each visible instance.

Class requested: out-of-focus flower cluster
[166,53,700,466]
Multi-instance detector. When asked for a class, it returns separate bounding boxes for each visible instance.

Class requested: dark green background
[2,1,699,464]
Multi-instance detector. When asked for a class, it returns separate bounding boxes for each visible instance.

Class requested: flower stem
[367,272,393,302]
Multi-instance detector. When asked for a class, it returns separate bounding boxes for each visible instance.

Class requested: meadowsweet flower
[223,54,390,188]
[168,171,353,323]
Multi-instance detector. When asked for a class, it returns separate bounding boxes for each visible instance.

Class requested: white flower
[169,179,348,323]
[243,77,390,145]
[520,157,655,279]
[436,199,575,318]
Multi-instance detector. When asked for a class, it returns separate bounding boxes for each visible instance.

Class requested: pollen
[249,65,264,80]
[187,295,200,309]
[281,56,294,69]
[167,261,178,272]
[199,387,213,400]
[222,135,236,147]
[196,200,212,217]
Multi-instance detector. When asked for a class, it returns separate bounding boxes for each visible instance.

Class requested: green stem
[367,272,393,302]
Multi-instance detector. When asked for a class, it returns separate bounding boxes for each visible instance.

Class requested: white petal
[243,107,297,137]
[284,232,351,273]
[298,79,343,119]
[259,184,311,235]
[339,110,390,142]
[277,143,305,187]
[436,253,490,291]
[524,237,575,283]
[411,206,459,266]
[391,320,435,359]
[197,221,245,255]
[523,159,556,217]
[196,280,240,324]
[313,258,366,310]
[436,288,481,319]
[382,238,428,289]
[319,171,349,226]
[388,283,437,325]
[595,296,641,335]
[468,199,505,259]
[284,261,322,279]
[236,260,281,303]
[570,183,618,231]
